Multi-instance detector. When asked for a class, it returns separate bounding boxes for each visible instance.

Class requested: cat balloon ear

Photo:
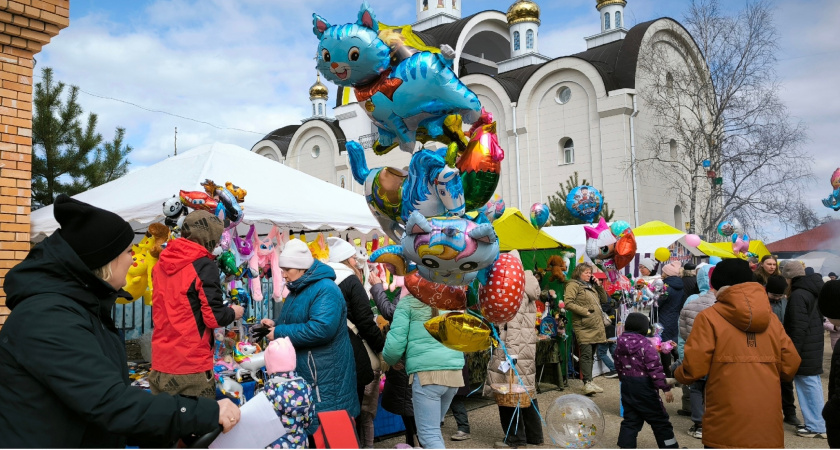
[312,13,331,39]
[356,2,378,33]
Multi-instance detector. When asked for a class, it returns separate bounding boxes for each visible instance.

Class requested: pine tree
[547,172,615,226]
[31,67,132,207]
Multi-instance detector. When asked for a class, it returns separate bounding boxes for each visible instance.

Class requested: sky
[36,0,840,241]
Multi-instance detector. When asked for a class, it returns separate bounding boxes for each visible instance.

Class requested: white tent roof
[791,251,840,277]
[31,142,381,239]
[542,225,689,264]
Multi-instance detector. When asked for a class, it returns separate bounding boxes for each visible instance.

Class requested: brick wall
[0,0,68,327]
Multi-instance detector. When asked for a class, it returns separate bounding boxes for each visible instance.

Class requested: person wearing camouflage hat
[150,210,244,399]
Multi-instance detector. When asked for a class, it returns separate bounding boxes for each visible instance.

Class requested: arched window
[513,31,520,51]
[526,29,534,49]
[615,11,622,28]
[312,145,320,158]
[666,72,674,94]
[312,104,315,116]
[674,205,684,230]
[561,138,574,165]
[340,175,346,189]
[605,12,611,30]
[669,139,677,158]
[318,104,323,116]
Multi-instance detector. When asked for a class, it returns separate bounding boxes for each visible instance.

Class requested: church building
[251,0,709,230]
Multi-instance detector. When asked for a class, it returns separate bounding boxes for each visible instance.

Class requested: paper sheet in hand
[210,392,286,449]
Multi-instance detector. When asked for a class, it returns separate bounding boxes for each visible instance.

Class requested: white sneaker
[589,382,604,393]
[584,382,598,395]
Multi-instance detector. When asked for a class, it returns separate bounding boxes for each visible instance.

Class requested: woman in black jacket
[326,237,385,445]
[818,280,840,447]
[781,259,827,439]
[369,272,418,447]
[0,195,237,448]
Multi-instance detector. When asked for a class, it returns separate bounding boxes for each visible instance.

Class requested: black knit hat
[766,275,788,296]
[710,258,755,290]
[624,312,650,335]
[53,194,135,270]
[819,280,840,320]
[684,263,697,271]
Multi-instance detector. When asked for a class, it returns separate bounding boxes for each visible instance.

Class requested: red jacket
[151,238,234,374]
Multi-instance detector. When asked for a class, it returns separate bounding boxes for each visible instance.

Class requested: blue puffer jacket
[271,260,358,432]
[382,295,465,376]
[678,265,715,359]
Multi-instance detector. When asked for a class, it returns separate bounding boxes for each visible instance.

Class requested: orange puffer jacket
[675,282,801,449]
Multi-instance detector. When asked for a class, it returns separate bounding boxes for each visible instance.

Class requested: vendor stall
[29,143,384,341]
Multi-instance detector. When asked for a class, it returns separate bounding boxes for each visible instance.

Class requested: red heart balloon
[479,253,525,324]
[404,271,467,310]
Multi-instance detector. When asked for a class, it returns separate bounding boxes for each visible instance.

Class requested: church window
[674,205,684,230]
[513,31,520,51]
[318,104,323,116]
[526,29,534,49]
[666,72,674,94]
[555,86,572,105]
[312,104,316,116]
[561,138,575,165]
[615,11,622,28]
[669,139,677,158]
[312,145,320,158]
[605,12,611,30]
[340,175,346,188]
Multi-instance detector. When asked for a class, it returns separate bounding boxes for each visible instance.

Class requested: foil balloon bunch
[347,108,503,242]
[584,218,637,282]
[315,3,526,355]
[171,179,247,234]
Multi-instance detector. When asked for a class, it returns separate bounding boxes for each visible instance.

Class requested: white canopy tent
[791,251,840,277]
[30,142,381,239]
[542,225,689,263]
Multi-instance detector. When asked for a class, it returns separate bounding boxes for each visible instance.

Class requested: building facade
[251,0,710,232]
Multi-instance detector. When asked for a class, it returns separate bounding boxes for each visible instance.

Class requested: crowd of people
[0,197,837,449]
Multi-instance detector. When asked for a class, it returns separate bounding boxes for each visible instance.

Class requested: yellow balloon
[424,312,492,353]
[654,247,671,263]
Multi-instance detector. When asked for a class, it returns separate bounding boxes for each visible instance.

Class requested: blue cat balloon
[313,2,482,153]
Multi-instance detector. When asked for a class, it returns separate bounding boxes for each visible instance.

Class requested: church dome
[596,0,627,10]
[309,74,329,100]
[506,0,540,26]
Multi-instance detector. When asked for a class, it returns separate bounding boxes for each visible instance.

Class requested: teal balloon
[610,221,631,238]
[530,203,550,230]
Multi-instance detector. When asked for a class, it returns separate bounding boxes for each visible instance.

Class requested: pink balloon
[685,234,701,247]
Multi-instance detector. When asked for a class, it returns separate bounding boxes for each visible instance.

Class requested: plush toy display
[544,255,568,283]
[249,227,286,302]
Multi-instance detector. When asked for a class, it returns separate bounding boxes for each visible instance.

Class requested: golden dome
[309,74,329,100]
[596,0,627,10]
[506,0,540,26]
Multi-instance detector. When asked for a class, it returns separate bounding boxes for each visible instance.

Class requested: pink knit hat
[265,337,297,374]
[662,261,681,278]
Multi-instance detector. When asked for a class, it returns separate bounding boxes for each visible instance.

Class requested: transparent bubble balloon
[545,394,605,449]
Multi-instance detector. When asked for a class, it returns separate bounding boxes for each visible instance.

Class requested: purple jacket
[615,332,671,392]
